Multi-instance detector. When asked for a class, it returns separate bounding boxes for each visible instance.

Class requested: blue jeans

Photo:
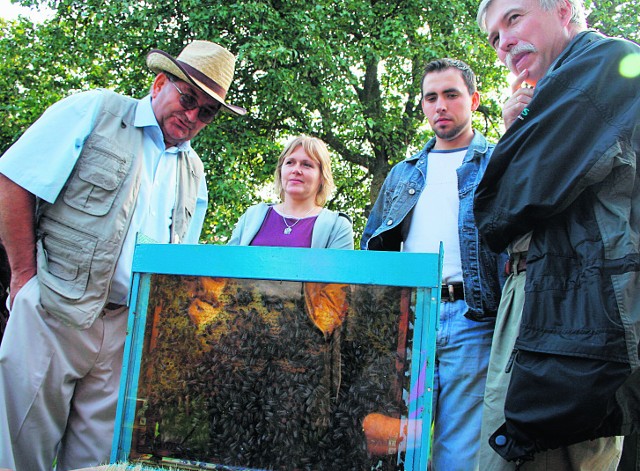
[431,299,495,471]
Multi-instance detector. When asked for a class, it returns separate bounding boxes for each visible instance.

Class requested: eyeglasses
[168,78,220,123]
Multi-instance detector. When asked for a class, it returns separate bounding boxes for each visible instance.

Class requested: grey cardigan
[228,203,354,249]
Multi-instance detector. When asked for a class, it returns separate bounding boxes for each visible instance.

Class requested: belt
[505,255,527,275]
[440,283,464,302]
[105,302,126,310]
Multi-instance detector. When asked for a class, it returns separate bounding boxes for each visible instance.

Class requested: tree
[0,0,637,243]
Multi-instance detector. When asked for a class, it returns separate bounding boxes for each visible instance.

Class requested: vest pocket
[37,218,97,300]
[63,135,132,216]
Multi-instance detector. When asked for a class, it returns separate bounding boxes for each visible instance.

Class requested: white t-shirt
[402,148,466,284]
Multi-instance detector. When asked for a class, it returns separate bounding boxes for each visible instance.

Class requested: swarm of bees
[131,275,416,471]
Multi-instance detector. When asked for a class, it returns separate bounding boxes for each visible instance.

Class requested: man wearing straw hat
[0,40,246,471]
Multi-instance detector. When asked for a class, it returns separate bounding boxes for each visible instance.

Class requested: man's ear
[557,0,573,27]
[151,72,168,99]
[471,91,481,111]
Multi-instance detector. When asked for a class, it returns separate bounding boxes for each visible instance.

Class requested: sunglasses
[168,78,221,123]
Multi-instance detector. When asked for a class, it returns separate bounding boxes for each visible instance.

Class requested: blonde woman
[228,135,353,249]
[219,136,353,468]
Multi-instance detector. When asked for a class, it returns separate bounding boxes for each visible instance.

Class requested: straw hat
[147,40,246,116]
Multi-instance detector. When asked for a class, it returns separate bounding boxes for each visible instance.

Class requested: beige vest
[35,90,203,329]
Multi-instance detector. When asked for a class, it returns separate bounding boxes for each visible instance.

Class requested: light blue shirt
[0,90,208,303]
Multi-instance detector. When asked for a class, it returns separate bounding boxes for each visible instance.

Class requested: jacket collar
[406,130,489,163]
[542,30,602,86]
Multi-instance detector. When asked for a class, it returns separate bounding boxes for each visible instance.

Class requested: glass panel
[126,274,424,470]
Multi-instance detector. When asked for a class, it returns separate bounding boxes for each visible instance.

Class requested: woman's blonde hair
[274,135,335,207]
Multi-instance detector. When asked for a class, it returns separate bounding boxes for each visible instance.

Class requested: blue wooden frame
[112,243,442,470]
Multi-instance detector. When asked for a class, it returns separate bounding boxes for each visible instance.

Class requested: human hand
[503,69,534,130]
[363,413,405,455]
[362,413,425,455]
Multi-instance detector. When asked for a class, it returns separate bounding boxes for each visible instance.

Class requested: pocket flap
[37,220,97,301]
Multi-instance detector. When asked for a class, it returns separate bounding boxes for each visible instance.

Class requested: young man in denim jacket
[361,58,506,470]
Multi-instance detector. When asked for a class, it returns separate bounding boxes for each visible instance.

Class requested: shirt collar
[134,95,193,153]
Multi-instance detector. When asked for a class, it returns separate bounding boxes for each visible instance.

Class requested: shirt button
[386,219,393,226]
[408,188,416,195]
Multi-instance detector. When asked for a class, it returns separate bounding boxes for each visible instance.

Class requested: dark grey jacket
[475,31,640,463]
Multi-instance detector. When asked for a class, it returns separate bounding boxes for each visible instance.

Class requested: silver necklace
[281,207,315,234]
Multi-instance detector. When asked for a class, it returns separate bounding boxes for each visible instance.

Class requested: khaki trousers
[0,276,128,471]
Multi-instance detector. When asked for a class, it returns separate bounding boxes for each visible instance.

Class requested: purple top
[250,207,318,248]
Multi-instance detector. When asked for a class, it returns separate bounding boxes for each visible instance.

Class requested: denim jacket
[361,131,506,321]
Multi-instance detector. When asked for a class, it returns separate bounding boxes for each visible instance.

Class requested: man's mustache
[506,43,538,70]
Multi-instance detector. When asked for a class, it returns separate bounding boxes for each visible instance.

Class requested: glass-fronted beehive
[112,244,442,470]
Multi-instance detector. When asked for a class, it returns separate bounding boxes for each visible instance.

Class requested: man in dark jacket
[474,0,639,468]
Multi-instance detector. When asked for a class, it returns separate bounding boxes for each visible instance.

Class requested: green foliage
[0,0,637,245]
[586,0,639,43]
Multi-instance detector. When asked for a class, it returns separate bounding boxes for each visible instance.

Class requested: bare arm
[0,174,36,306]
